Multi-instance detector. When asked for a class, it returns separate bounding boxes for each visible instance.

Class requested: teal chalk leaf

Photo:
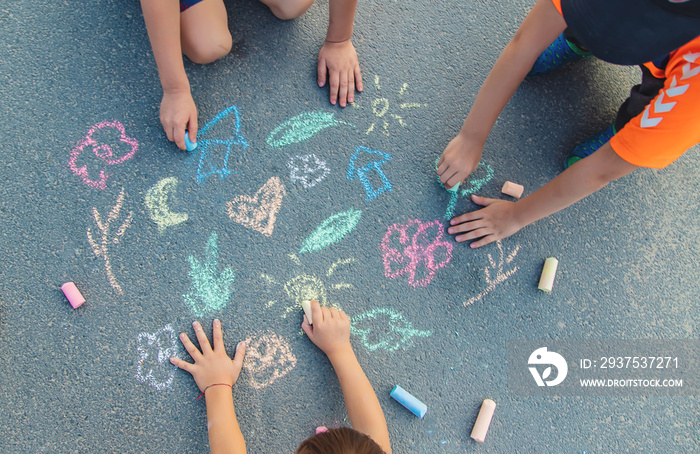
[266,111,354,148]
[350,308,432,353]
[299,209,362,254]
[183,232,235,317]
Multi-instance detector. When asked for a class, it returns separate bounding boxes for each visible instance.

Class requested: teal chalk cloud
[183,232,235,317]
[299,209,362,254]
[266,111,354,148]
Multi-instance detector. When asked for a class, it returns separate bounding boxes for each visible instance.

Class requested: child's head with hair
[295,427,386,454]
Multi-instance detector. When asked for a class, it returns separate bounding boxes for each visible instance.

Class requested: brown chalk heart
[226,177,286,237]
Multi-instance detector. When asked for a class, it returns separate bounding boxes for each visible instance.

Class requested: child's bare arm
[171,320,247,454]
[140,0,197,150]
[301,301,391,453]
[448,142,638,247]
[437,0,566,189]
[318,0,363,107]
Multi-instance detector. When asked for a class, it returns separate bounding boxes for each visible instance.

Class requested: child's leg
[565,65,665,168]
[181,0,232,64]
[258,0,314,20]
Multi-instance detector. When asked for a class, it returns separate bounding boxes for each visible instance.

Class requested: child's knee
[263,0,315,20]
[185,32,232,64]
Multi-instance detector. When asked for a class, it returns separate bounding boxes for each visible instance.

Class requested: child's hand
[448,195,524,248]
[318,40,363,107]
[437,133,484,190]
[160,89,198,151]
[301,300,352,359]
[170,319,246,392]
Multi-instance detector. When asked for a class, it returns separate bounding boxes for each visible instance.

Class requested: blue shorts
[180,0,205,12]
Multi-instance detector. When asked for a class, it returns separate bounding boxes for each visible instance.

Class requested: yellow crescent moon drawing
[145,177,189,232]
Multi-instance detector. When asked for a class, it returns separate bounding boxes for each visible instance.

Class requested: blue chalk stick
[446,181,460,193]
[390,385,427,418]
[184,131,197,151]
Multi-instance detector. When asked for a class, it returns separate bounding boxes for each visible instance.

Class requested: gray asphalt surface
[0,1,698,453]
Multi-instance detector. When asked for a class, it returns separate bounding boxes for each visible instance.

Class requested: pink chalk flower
[68,121,138,189]
[379,219,453,287]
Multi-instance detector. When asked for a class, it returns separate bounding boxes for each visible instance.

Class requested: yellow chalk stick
[470,399,496,443]
[538,257,559,293]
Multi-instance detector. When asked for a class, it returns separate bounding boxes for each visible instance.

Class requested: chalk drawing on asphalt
[379,219,453,288]
[183,232,235,317]
[347,146,392,202]
[458,161,494,197]
[260,256,353,318]
[351,307,432,353]
[357,76,426,136]
[266,111,354,148]
[226,176,286,237]
[136,324,180,391]
[288,154,330,189]
[194,105,248,184]
[87,187,133,294]
[435,159,494,220]
[299,209,362,254]
[68,120,138,190]
[243,331,297,389]
[464,240,520,307]
[145,177,189,232]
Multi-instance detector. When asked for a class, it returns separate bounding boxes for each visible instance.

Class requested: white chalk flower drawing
[288,154,330,189]
[243,331,297,389]
[464,241,521,307]
[136,324,180,391]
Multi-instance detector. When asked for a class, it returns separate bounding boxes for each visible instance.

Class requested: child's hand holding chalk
[184,130,198,151]
[301,300,351,358]
[159,90,198,150]
[302,300,393,453]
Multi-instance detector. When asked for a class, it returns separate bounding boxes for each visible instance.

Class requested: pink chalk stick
[61,282,85,308]
[315,426,329,434]
[501,181,524,198]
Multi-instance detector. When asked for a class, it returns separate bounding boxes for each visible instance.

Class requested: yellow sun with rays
[260,255,355,319]
[354,75,426,136]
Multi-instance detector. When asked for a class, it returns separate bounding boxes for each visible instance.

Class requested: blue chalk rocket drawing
[347,146,392,202]
[194,105,248,184]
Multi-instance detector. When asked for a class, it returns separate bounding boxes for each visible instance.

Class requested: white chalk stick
[61,282,85,308]
[470,399,496,443]
[538,257,559,293]
[501,181,524,198]
[301,300,313,324]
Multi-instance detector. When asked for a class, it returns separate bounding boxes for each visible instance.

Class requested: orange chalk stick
[501,181,524,198]
[470,399,496,443]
